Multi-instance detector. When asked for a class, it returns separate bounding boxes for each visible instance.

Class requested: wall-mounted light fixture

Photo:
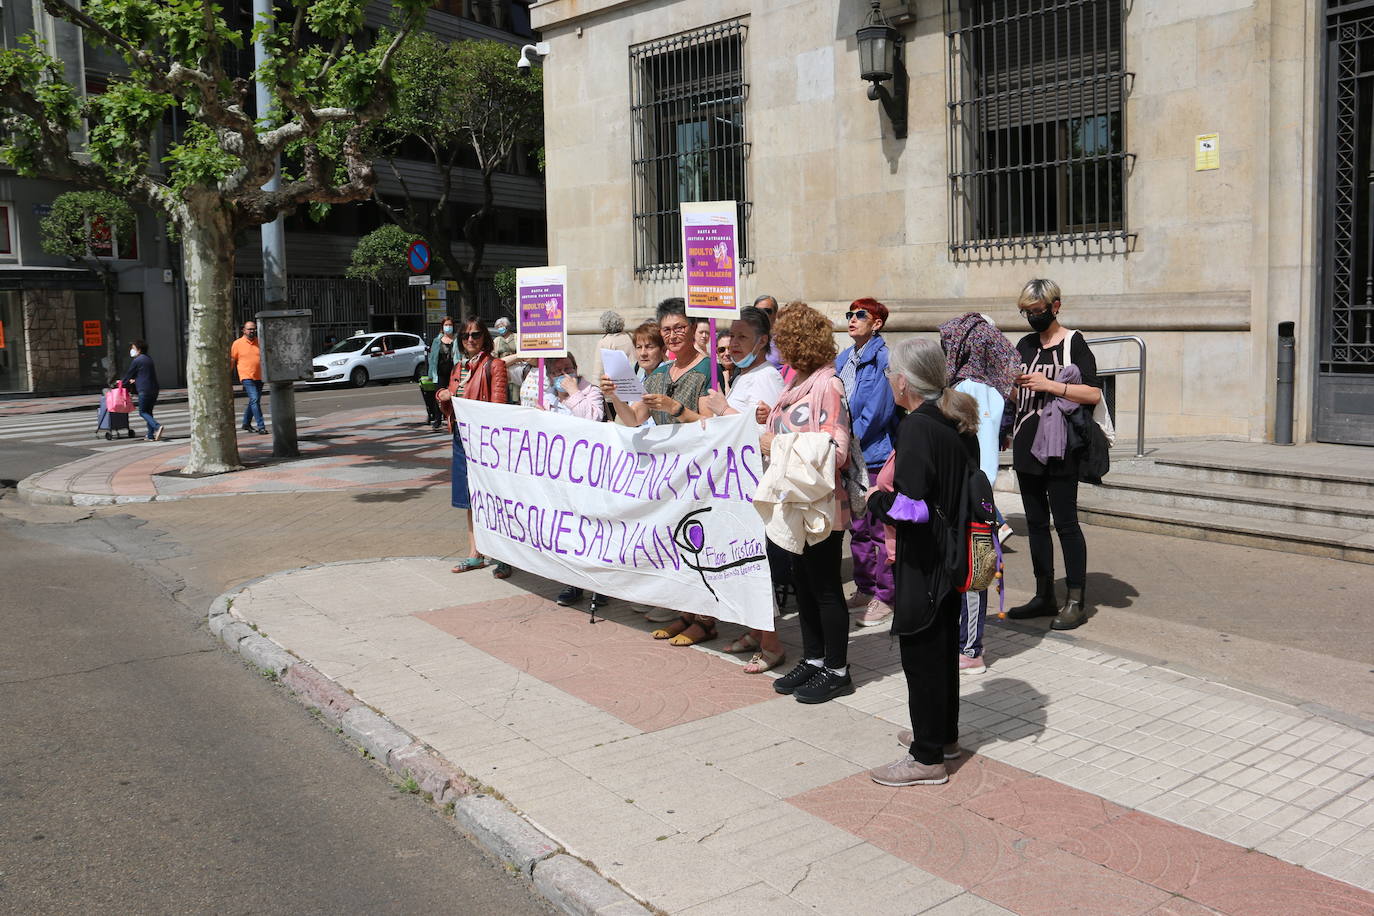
[856,0,907,138]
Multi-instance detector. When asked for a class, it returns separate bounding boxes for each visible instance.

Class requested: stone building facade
[530,0,1360,446]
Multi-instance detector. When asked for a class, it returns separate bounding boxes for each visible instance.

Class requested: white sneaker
[997,523,1013,545]
[855,597,894,628]
[846,589,873,610]
[644,606,678,623]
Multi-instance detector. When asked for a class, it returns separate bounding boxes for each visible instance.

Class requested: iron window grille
[630,20,751,277]
[945,0,1135,262]
[1320,4,1374,375]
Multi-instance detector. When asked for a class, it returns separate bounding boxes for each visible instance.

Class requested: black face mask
[1025,309,1055,332]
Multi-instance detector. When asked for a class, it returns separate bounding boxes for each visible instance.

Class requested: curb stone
[208,586,650,916]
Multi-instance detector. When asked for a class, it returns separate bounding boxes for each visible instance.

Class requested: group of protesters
[436,279,1102,787]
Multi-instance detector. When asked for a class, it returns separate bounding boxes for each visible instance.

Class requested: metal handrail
[1083,335,1147,458]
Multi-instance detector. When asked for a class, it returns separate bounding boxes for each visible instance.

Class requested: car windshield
[327,337,373,354]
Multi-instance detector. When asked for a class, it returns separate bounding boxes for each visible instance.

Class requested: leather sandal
[451,556,485,573]
[668,621,717,647]
[743,649,786,674]
[723,633,760,654]
[652,617,691,640]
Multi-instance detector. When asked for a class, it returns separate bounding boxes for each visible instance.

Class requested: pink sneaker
[958,653,986,675]
[845,589,872,610]
[855,598,894,628]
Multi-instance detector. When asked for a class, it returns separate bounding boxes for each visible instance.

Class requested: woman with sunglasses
[1005,279,1102,631]
[716,333,733,394]
[835,297,900,629]
[438,318,511,579]
[700,306,788,672]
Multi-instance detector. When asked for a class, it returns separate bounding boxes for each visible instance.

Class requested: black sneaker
[773,661,824,695]
[556,586,584,606]
[794,669,854,705]
[242,424,253,432]
[590,593,610,607]
[256,427,268,434]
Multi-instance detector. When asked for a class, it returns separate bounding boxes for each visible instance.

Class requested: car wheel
[350,367,369,388]
[413,363,425,382]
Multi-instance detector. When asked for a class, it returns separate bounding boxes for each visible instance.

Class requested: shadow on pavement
[352,488,429,504]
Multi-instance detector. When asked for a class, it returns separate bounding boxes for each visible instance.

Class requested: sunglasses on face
[717,346,730,354]
[461,332,484,340]
[845,310,869,321]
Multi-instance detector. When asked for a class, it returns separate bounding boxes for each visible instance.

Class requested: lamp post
[857,0,908,138]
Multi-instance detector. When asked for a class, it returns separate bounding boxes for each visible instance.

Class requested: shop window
[629,20,750,276]
[946,0,1134,261]
[0,204,14,256]
[88,214,137,260]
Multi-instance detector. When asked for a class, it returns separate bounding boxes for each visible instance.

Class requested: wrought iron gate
[1319,1,1374,444]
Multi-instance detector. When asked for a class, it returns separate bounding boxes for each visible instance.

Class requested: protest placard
[455,400,773,630]
[516,266,568,357]
[681,201,740,320]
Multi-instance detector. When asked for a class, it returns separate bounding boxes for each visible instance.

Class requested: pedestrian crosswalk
[0,409,314,450]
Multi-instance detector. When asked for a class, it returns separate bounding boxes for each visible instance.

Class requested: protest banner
[455,399,773,630]
[516,266,568,357]
[681,201,740,320]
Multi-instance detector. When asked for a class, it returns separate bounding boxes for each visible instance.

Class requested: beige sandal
[743,650,786,674]
[723,633,760,654]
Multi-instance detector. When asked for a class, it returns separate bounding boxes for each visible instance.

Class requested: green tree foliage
[346,224,420,284]
[492,266,516,309]
[369,34,543,318]
[0,0,430,474]
[39,190,138,375]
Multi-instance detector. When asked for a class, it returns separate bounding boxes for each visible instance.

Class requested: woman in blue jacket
[123,339,163,441]
[835,298,900,627]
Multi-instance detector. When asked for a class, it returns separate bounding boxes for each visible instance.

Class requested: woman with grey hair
[865,338,980,787]
[591,310,635,408]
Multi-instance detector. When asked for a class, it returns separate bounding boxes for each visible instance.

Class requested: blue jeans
[137,392,160,439]
[241,378,264,430]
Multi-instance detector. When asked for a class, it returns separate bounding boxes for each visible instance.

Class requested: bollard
[1275,321,1295,446]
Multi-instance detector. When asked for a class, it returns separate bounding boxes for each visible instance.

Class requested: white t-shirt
[725,364,785,416]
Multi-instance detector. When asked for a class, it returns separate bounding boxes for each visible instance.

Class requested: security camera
[517,42,550,72]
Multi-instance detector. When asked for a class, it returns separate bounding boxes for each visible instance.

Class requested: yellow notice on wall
[1196,133,1220,171]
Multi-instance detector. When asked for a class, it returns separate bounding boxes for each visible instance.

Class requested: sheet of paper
[601,348,645,402]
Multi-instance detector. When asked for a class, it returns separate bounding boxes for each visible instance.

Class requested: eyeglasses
[660,324,689,337]
[461,332,484,340]
[845,309,869,321]
[716,346,729,354]
[1018,303,1053,318]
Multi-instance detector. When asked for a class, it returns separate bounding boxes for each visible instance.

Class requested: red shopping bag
[105,382,133,413]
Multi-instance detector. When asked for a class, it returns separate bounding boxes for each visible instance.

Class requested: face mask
[734,350,758,370]
[129,347,138,358]
[553,376,566,394]
[442,325,454,335]
[1025,309,1055,332]
[497,327,508,336]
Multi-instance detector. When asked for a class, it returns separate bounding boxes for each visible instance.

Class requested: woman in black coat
[865,338,980,787]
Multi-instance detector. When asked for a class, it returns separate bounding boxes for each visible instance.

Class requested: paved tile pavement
[20,409,447,502]
[226,557,1374,915]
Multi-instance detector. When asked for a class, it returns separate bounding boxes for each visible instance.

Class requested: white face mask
[129,348,138,358]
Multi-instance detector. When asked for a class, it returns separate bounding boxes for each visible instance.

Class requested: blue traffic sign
[407,239,432,274]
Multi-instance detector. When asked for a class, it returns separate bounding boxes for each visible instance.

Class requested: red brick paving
[789,756,1374,916]
[417,596,779,732]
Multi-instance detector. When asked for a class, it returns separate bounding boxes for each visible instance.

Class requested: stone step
[1076,493,1374,565]
[1119,454,1374,500]
[1087,473,1374,533]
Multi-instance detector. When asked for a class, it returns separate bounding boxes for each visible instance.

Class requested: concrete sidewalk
[0,388,192,417]
[219,557,1374,915]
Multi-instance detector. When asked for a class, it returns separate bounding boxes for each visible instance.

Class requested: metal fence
[234,276,423,353]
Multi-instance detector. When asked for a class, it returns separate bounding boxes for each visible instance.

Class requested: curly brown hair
[774,301,837,374]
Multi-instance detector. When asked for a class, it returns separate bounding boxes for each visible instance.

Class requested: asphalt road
[0,386,552,916]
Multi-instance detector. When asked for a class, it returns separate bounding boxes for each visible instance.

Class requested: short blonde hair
[1018,279,1061,311]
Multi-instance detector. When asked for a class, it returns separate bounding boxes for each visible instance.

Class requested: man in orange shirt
[230,320,266,434]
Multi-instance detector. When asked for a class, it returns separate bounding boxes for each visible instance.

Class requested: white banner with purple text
[455,400,774,630]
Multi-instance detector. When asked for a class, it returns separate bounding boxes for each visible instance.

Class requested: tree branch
[40,0,159,72]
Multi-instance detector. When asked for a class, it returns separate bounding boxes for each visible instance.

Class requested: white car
[308,331,428,388]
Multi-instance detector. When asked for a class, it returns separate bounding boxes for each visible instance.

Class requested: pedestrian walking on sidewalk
[759,302,856,705]
[230,320,266,434]
[1005,279,1102,631]
[866,338,981,787]
[123,339,163,441]
[835,298,900,629]
[438,318,510,579]
[940,311,1021,673]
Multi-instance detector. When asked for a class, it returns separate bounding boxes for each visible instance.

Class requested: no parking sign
[406,239,432,274]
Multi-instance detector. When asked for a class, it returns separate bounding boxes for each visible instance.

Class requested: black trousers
[790,530,849,669]
[1016,471,1087,589]
[900,592,961,765]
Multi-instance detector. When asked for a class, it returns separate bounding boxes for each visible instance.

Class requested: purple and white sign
[454,400,773,630]
[681,201,740,319]
[516,265,568,357]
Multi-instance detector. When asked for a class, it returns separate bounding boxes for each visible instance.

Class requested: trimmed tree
[345,223,420,284]
[370,34,542,319]
[39,190,136,378]
[0,0,428,473]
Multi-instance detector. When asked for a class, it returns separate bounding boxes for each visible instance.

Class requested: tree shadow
[352,488,428,504]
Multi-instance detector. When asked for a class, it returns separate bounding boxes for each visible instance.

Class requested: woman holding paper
[600,300,709,428]
[439,318,511,579]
